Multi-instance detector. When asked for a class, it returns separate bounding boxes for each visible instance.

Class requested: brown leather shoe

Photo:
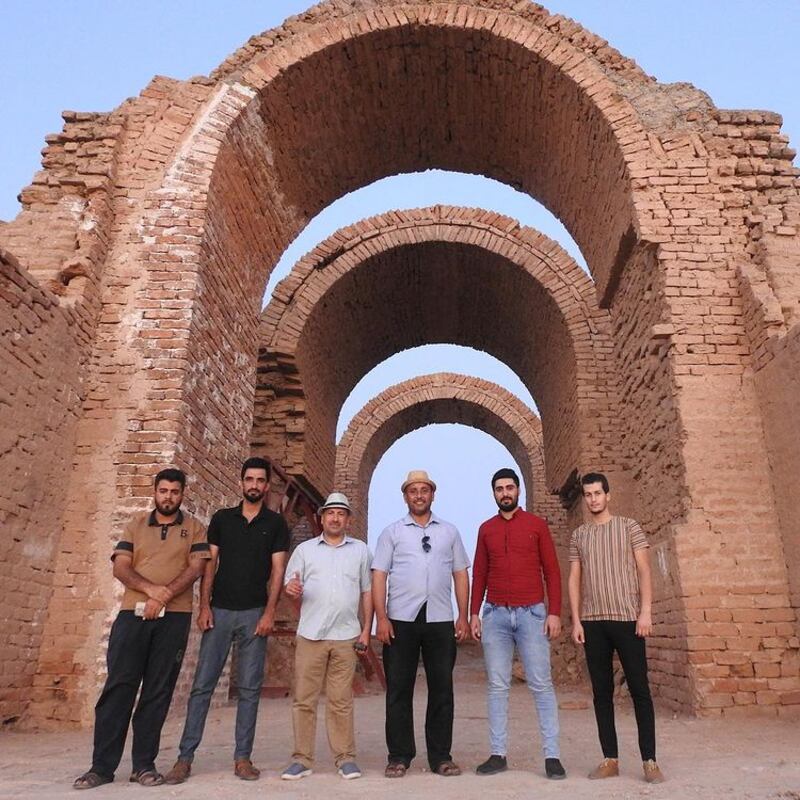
[588,758,619,779]
[643,760,665,783]
[163,760,191,785]
[234,759,261,781]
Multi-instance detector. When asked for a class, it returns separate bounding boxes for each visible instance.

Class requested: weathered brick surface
[0,0,797,725]
[0,250,86,724]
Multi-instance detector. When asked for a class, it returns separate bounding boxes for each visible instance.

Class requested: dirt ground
[2,658,798,800]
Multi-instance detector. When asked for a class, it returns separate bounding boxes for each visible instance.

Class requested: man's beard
[155,499,181,516]
[243,488,265,503]
[496,497,518,512]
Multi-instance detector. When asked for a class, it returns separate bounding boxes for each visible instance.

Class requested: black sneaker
[545,758,566,780]
[476,755,507,775]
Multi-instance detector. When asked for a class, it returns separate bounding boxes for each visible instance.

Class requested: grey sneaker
[281,762,312,780]
[338,762,362,780]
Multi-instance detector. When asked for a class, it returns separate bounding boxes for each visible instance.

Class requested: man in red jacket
[470,468,565,780]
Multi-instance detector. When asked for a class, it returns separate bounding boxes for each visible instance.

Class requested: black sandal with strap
[384,762,408,778]
[73,771,113,790]
[129,769,164,787]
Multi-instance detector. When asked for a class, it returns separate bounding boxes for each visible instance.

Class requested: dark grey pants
[91,610,190,778]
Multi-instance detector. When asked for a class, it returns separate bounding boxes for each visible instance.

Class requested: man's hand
[545,614,562,639]
[636,609,652,638]
[255,609,275,637]
[356,630,371,650]
[376,617,395,645]
[284,571,303,599]
[454,614,469,642]
[147,585,172,606]
[470,614,482,640]
[572,622,585,644]
[142,598,164,620]
[197,606,214,632]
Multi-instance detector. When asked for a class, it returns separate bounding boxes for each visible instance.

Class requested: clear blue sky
[3,1,798,555]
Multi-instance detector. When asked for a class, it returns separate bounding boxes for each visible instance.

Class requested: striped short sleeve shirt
[569,516,648,621]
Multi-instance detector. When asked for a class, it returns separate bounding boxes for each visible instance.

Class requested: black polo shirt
[208,503,290,610]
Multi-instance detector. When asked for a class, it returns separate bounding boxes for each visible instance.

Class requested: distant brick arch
[333,372,565,542]
[255,206,613,504]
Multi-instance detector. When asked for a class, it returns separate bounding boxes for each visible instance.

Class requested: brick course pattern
[0,0,798,725]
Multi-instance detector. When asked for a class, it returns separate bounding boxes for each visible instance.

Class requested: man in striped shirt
[568,472,665,784]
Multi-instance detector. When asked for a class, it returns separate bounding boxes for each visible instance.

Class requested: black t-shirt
[208,503,290,610]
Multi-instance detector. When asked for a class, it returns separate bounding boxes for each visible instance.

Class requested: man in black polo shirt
[74,468,210,790]
[165,457,290,783]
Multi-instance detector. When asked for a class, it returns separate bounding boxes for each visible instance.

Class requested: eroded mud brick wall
[605,105,800,715]
[1,0,799,726]
[0,252,86,724]
[0,108,123,724]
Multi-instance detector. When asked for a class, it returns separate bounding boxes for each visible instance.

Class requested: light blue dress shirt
[372,512,470,623]
[285,534,372,641]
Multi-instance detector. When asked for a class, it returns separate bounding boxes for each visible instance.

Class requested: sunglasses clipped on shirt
[421,534,431,553]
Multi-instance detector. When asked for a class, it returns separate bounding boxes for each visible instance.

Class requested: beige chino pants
[292,635,358,767]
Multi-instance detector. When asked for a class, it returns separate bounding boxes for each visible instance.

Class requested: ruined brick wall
[617,108,800,714]
[2,0,798,725]
[0,105,127,723]
[0,251,86,724]
[753,327,800,614]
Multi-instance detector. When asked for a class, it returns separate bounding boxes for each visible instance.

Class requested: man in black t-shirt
[164,457,289,784]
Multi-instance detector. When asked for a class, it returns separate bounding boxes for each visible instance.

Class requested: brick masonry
[0,0,798,725]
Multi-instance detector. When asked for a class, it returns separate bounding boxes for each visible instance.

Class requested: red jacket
[470,508,561,616]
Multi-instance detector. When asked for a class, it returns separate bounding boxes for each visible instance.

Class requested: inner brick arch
[333,372,564,543]
[254,206,615,509]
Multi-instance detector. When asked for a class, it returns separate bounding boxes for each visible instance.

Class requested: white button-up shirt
[285,534,372,640]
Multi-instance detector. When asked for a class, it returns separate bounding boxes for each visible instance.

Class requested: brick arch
[254,206,614,505]
[140,0,673,530]
[333,372,564,542]
[171,0,671,291]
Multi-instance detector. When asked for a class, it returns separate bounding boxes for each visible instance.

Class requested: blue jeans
[177,606,267,762]
[481,602,560,758]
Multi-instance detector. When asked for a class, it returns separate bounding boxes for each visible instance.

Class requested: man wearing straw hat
[372,470,470,778]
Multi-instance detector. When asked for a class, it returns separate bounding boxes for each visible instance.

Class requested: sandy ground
[1,660,799,800]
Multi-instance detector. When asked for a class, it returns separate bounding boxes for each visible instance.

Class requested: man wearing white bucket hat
[281,492,373,781]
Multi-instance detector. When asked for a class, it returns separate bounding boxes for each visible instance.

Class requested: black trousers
[583,620,656,761]
[91,610,191,778]
[383,606,457,770]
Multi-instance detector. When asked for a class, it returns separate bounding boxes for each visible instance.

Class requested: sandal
[384,762,408,778]
[73,771,113,790]
[129,769,164,787]
[434,760,462,776]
